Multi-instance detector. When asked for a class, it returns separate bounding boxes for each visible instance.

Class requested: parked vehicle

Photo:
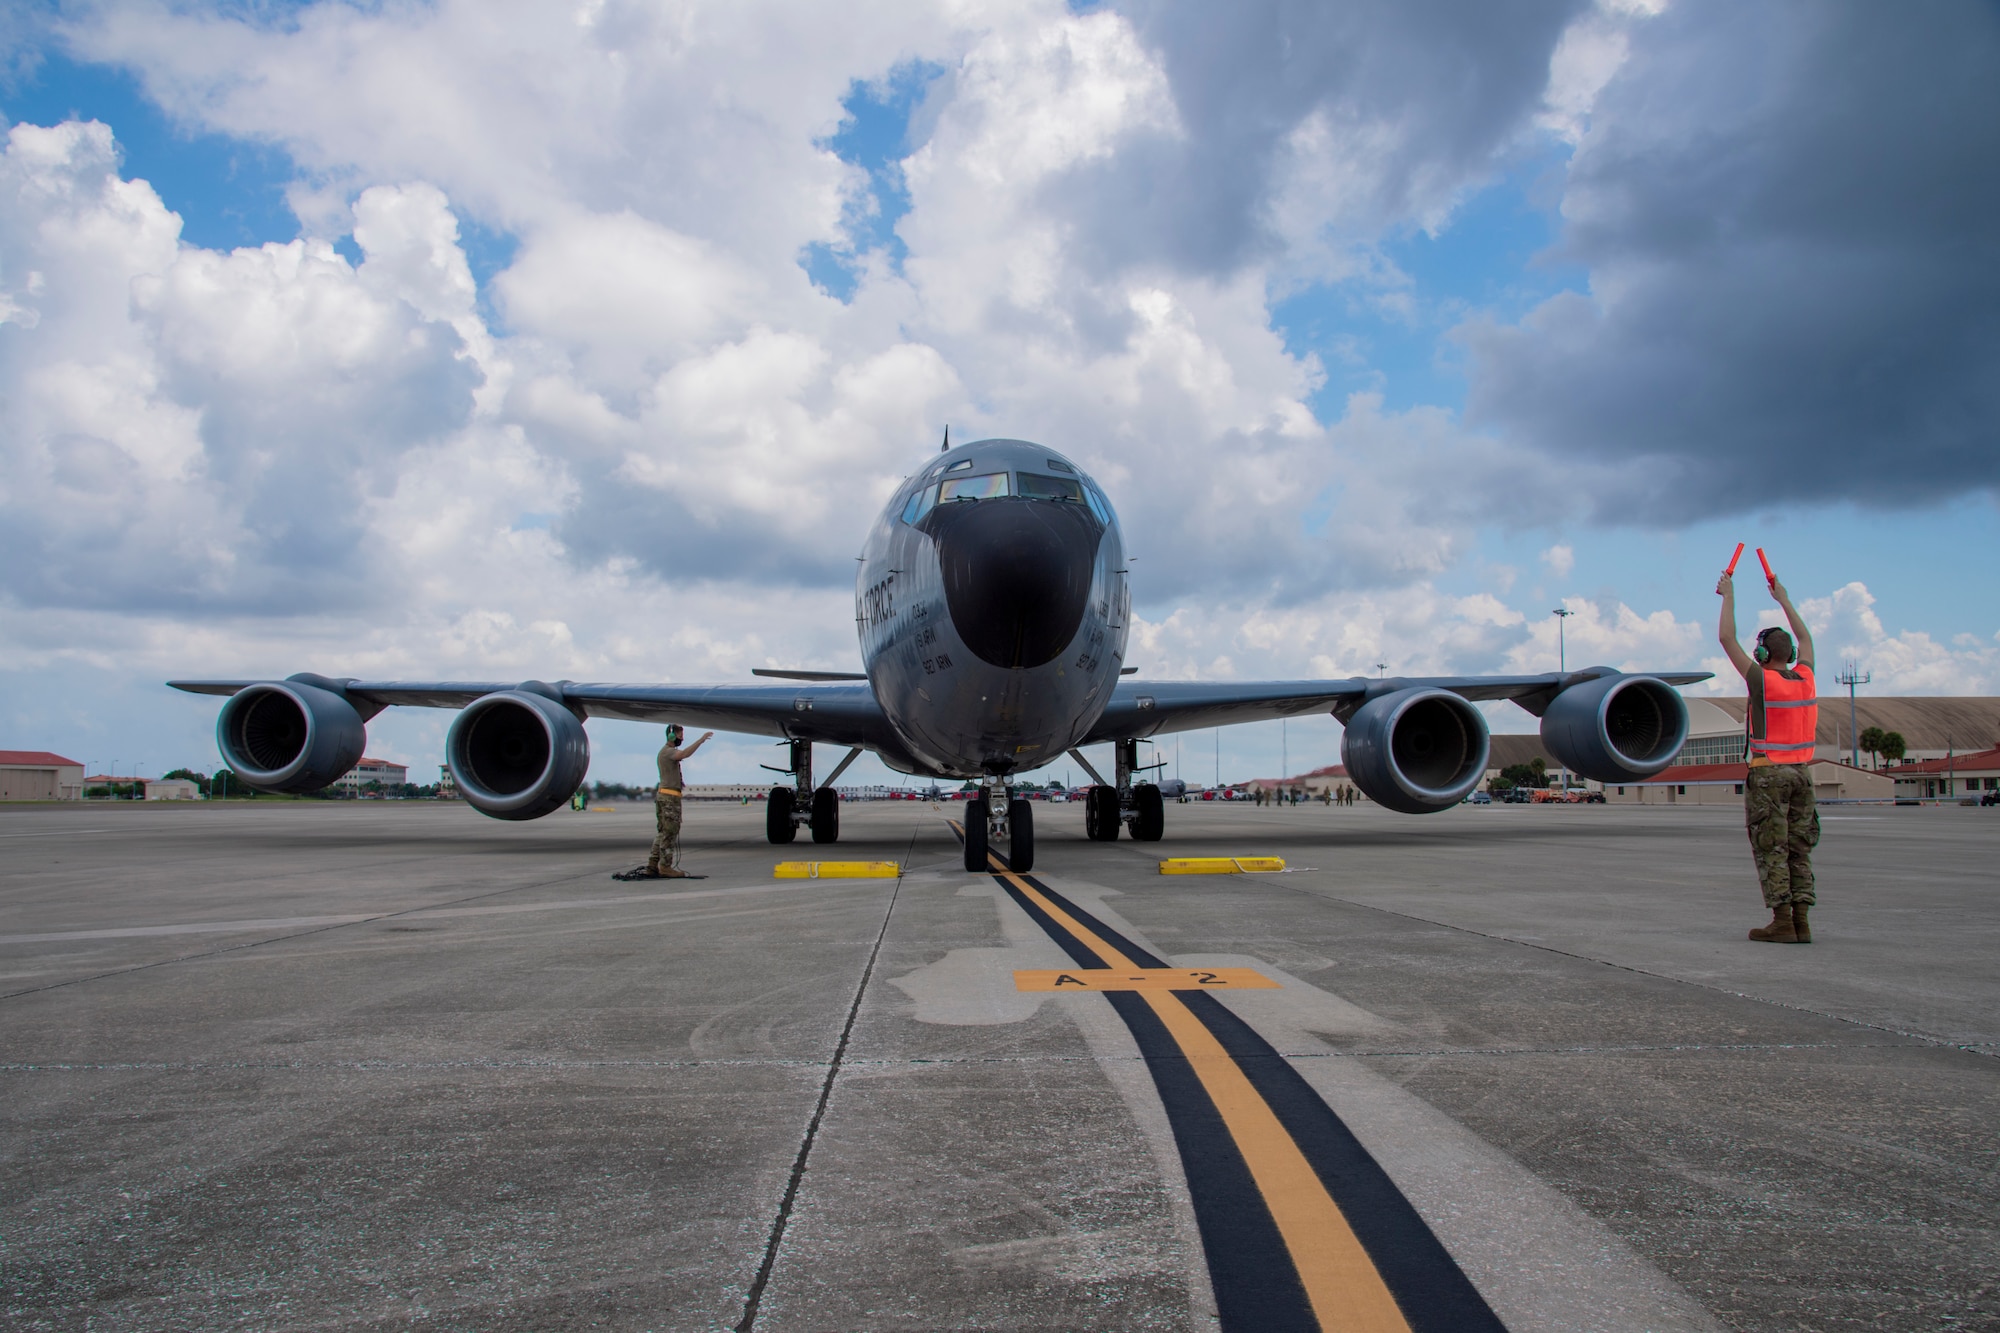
[1467,791,1493,805]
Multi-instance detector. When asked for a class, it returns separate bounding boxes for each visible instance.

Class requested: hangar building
[0,751,85,801]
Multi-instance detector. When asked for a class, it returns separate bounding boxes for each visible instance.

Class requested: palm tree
[1880,731,1907,767]
[1859,726,1886,770]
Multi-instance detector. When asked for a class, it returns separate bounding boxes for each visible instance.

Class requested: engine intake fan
[216,675,367,794]
[1341,686,1491,813]
[446,684,590,821]
[1540,670,1688,783]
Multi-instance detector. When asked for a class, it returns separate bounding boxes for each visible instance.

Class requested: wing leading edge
[1081,669,1713,744]
[169,678,892,747]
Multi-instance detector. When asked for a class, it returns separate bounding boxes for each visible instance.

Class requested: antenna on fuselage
[941,424,949,453]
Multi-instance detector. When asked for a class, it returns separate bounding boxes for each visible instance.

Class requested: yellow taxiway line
[990,857,1411,1333]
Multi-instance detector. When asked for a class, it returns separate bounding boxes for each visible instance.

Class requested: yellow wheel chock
[1157,856,1287,875]
[774,861,902,879]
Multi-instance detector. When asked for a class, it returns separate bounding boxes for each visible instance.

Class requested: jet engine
[1341,687,1491,814]
[446,684,590,821]
[216,675,368,794]
[1540,670,1688,783]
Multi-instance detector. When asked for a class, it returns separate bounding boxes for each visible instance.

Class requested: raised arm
[1768,578,1814,669]
[1715,572,1757,679]
[673,731,715,761]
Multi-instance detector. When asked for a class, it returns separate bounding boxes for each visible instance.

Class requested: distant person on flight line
[1716,566,1819,943]
[646,724,713,878]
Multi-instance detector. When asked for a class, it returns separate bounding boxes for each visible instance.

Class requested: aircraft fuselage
[857,439,1128,780]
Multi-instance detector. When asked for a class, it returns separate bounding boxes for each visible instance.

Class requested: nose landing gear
[962,780,1035,872]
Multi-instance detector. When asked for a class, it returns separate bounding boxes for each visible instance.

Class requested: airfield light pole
[1282,719,1288,803]
[1553,608,1574,790]
[1375,662,1388,678]
[1836,662,1871,767]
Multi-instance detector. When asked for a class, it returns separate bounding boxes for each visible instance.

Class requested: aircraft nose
[921,499,1101,669]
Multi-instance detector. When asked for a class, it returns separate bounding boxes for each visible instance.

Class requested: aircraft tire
[810,787,840,843]
[1133,784,1165,841]
[963,795,989,872]
[1087,785,1121,841]
[1008,798,1034,872]
[766,787,797,844]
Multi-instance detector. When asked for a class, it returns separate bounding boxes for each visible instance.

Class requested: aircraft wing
[169,678,892,746]
[1080,669,1713,743]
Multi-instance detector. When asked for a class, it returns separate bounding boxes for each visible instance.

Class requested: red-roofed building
[1602,758,1891,805]
[1885,747,2000,801]
[0,751,85,801]
[333,757,410,795]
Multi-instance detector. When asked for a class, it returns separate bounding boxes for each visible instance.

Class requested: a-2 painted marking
[1014,967,1281,992]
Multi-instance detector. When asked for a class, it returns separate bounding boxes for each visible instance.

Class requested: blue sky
[5,49,301,251]
[2,3,1994,790]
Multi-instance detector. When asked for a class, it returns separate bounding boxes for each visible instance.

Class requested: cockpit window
[1046,459,1074,473]
[1083,482,1114,525]
[944,459,974,472]
[901,485,934,525]
[1017,472,1085,503]
[938,472,1010,501]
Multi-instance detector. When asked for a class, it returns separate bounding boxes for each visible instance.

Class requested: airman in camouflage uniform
[1717,565,1819,943]
[646,724,712,878]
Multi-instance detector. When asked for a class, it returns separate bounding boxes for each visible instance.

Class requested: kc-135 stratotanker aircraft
[173,437,1710,872]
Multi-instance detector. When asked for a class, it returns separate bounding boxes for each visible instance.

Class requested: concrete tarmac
[1,797,1994,1331]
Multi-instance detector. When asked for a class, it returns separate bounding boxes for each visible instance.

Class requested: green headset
[1754,627,1789,665]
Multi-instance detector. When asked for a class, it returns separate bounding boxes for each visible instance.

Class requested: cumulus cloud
[1462,2,2000,519]
[1793,582,2000,696]
[36,0,1602,620]
[0,124,484,615]
[1058,0,1588,277]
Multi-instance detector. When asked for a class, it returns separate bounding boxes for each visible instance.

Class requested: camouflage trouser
[649,794,683,870]
[1745,764,1819,908]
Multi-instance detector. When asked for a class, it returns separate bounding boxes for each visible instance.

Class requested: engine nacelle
[1341,686,1491,814]
[446,685,590,821]
[1540,670,1689,783]
[216,676,367,794]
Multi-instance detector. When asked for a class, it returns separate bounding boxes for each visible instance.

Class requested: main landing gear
[1080,739,1165,843]
[963,780,1035,873]
[764,740,863,845]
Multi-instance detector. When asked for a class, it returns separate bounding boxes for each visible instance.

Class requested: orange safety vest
[1748,662,1817,764]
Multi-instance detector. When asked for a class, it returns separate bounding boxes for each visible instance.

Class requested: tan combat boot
[1748,906,1798,943]
[1791,902,1812,943]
